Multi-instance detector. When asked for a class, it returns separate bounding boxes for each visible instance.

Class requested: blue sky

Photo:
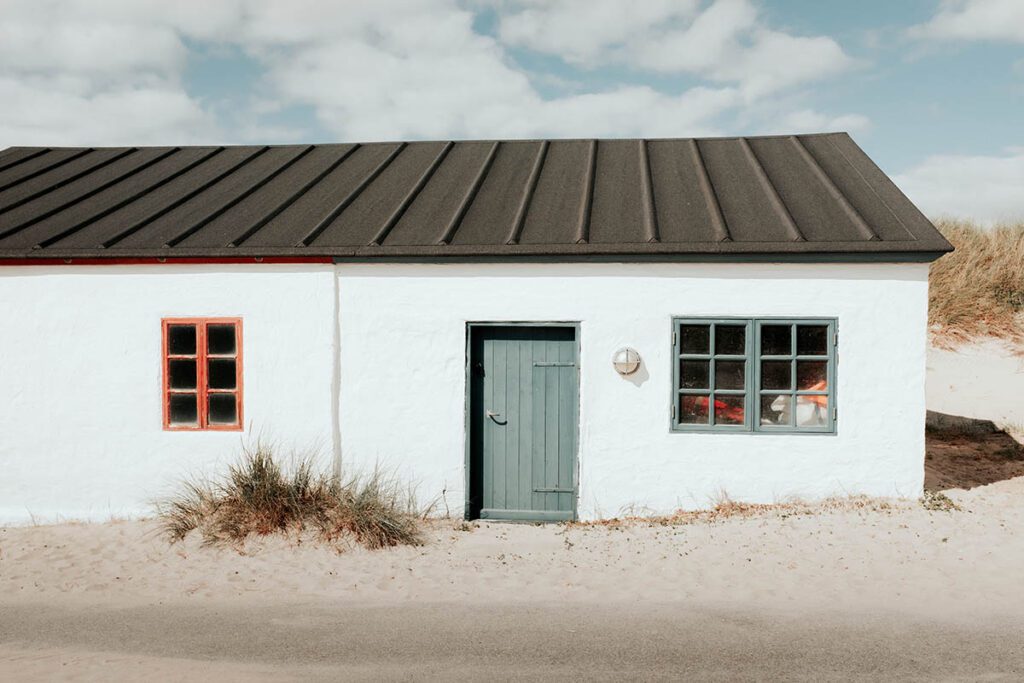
[1,0,1022,223]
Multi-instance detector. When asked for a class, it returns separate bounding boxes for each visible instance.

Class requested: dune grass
[567,495,902,530]
[929,219,1024,347]
[158,443,423,550]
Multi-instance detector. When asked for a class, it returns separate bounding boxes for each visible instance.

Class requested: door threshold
[479,508,575,522]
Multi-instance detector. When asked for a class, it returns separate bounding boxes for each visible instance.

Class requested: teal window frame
[671,317,837,434]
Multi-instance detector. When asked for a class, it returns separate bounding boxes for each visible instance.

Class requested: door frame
[463,321,581,522]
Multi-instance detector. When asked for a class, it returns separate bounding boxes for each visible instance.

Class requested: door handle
[486,410,507,425]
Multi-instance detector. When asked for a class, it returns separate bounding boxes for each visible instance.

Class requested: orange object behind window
[162,318,243,431]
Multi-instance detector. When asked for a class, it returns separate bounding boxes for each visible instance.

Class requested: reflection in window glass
[715,360,745,390]
[680,395,709,424]
[761,324,791,355]
[715,325,745,355]
[797,325,828,356]
[680,325,710,354]
[796,395,828,426]
[674,318,834,432]
[796,361,827,391]
[760,394,791,426]
[761,361,792,390]
[680,360,709,389]
[714,396,745,425]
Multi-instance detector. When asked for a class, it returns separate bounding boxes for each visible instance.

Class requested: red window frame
[162,318,244,431]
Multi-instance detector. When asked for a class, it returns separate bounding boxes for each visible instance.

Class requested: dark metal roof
[0,133,952,262]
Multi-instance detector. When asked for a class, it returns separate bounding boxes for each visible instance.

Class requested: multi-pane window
[672,318,836,433]
[162,318,243,430]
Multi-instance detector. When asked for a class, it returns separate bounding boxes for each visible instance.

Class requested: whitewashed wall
[337,262,929,519]
[0,261,929,524]
[0,265,337,524]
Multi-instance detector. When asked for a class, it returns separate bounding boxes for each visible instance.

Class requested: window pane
[680,395,709,424]
[208,324,236,355]
[715,325,745,355]
[796,395,828,427]
[208,359,237,390]
[761,324,791,356]
[168,393,198,426]
[797,325,828,356]
[760,394,791,426]
[761,360,792,390]
[797,361,827,391]
[714,395,745,425]
[680,360,709,389]
[715,360,745,390]
[680,325,709,354]
[208,393,238,425]
[167,359,197,390]
[168,324,196,355]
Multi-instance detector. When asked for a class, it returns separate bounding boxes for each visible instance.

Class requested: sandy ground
[2,472,1024,680]
[927,338,1024,429]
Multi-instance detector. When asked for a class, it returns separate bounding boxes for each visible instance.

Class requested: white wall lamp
[612,347,641,376]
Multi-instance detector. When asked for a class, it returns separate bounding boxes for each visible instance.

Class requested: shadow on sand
[925,410,1024,491]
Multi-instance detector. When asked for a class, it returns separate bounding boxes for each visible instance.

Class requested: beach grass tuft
[929,219,1024,347]
[158,442,423,550]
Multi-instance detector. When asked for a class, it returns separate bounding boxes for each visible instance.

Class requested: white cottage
[0,134,952,523]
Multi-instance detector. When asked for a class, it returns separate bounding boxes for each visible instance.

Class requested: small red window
[162,318,243,431]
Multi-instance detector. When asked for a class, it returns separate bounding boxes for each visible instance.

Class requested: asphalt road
[2,601,1022,681]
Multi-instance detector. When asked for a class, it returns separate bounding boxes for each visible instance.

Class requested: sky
[0,0,1021,224]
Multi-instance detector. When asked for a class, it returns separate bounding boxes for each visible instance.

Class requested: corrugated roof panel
[519,140,589,245]
[240,143,384,248]
[177,146,346,248]
[49,146,243,249]
[114,146,306,248]
[0,148,85,190]
[0,146,34,168]
[798,134,914,241]
[0,148,180,244]
[696,139,799,243]
[0,148,214,250]
[383,141,496,247]
[453,140,544,246]
[311,142,450,247]
[647,139,725,244]
[0,134,953,260]
[589,140,648,245]
[747,136,872,243]
[0,148,130,213]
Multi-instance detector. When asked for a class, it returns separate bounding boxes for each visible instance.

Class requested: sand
[927,338,1024,429]
[2,474,1022,614]
[2,475,1023,679]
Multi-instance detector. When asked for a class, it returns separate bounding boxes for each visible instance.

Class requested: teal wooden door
[468,325,578,522]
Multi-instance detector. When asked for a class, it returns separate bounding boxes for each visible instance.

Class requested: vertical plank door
[469,326,577,522]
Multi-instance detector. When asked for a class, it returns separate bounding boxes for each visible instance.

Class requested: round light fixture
[612,347,641,376]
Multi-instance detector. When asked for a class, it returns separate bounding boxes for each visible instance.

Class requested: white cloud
[772,109,871,135]
[909,0,1024,43]
[497,0,701,65]
[0,0,221,147]
[0,0,858,147]
[893,149,1024,225]
[498,0,853,98]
